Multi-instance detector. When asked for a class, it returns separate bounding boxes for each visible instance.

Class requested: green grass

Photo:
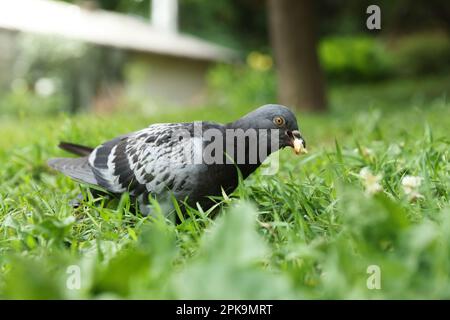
[0,76,449,299]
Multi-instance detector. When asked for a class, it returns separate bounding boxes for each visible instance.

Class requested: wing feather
[88,123,202,198]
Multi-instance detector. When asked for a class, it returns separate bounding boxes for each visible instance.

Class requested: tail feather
[48,157,97,185]
[59,142,94,157]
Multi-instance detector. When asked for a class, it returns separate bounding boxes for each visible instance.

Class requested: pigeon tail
[48,157,97,185]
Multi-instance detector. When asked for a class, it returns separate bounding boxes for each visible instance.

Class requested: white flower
[361,147,374,157]
[353,147,374,157]
[359,167,383,195]
[387,143,402,156]
[35,78,56,97]
[402,175,423,200]
[402,175,422,188]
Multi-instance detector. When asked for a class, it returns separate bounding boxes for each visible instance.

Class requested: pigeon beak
[288,130,307,155]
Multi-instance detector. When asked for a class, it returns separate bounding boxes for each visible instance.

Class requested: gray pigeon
[48,104,307,216]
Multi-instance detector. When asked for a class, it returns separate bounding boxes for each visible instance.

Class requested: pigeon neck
[223,121,274,179]
[226,118,251,131]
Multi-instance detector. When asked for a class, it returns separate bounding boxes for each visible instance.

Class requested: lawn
[0,76,449,299]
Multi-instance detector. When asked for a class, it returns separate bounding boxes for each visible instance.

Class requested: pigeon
[48,104,307,216]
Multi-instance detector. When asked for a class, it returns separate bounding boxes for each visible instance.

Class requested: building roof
[0,0,236,62]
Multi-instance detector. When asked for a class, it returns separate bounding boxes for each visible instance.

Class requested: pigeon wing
[87,123,202,197]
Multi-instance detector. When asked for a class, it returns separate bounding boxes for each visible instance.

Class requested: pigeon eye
[273,116,285,127]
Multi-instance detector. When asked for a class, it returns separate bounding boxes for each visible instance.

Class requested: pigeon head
[229,104,307,155]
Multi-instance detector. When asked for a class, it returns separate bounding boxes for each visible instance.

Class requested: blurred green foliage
[197,31,449,111]
[179,0,269,50]
[207,62,276,109]
[0,76,449,299]
[391,32,450,77]
[319,37,393,82]
[0,83,66,119]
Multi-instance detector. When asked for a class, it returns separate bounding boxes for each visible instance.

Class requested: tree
[267,0,327,111]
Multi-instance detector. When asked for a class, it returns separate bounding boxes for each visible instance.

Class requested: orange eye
[273,116,285,126]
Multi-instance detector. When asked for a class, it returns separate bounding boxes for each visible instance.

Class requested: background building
[0,0,236,112]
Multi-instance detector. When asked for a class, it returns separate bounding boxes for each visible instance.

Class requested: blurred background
[0,0,448,118]
[0,0,450,300]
